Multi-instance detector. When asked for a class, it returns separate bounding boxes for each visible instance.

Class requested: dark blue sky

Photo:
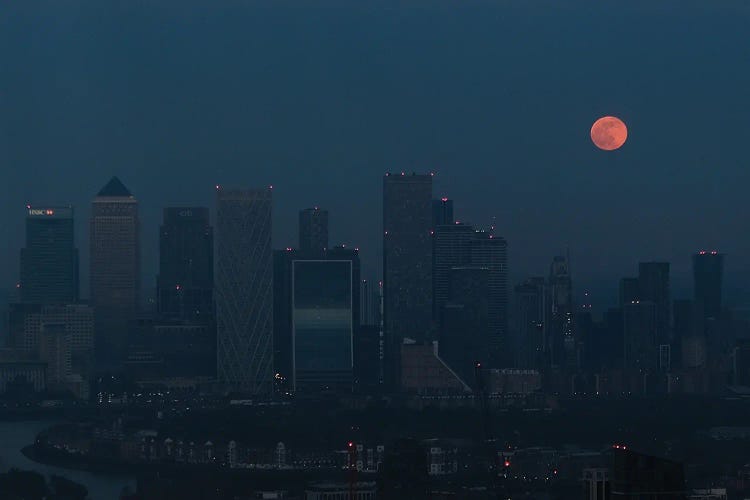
[2,1,749,310]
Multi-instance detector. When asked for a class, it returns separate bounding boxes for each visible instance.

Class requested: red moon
[591,116,627,151]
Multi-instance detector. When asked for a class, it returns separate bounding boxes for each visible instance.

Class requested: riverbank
[0,420,135,499]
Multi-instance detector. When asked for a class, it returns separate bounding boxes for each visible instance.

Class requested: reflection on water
[0,420,135,499]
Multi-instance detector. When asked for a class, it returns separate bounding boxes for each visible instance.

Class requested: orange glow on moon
[591,116,627,151]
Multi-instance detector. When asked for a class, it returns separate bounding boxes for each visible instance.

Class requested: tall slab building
[216,187,273,395]
[157,207,214,322]
[638,262,671,347]
[298,207,329,255]
[693,251,724,320]
[20,206,78,304]
[291,247,360,394]
[90,177,139,370]
[471,231,509,367]
[383,172,432,389]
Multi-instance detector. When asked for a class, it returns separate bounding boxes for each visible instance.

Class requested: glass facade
[293,260,353,393]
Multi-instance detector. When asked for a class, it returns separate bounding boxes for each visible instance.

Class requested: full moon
[591,116,628,151]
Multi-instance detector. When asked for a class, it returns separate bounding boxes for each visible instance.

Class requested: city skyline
[2,2,749,313]
[2,176,744,313]
[1,2,749,498]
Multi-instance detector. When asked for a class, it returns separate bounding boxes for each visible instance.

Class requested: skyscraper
[439,266,489,385]
[693,251,724,320]
[298,207,328,255]
[383,173,433,389]
[638,262,670,346]
[39,322,71,390]
[432,223,475,322]
[157,207,214,322]
[291,246,360,394]
[432,198,454,227]
[273,248,296,385]
[514,277,547,369]
[471,231,508,367]
[90,177,139,369]
[19,206,78,304]
[549,255,573,368]
[623,300,657,372]
[216,187,273,395]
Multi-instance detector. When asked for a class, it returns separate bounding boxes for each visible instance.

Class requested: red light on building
[441,197,448,202]
[504,459,511,467]
[348,441,354,448]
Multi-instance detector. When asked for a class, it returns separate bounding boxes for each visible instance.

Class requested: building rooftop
[97,176,132,197]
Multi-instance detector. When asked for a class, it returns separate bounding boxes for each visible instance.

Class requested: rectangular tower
[471,232,509,367]
[216,187,273,395]
[383,173,433,389]
[20,206,78,304]
[638,262,670,347]
[90,177,139,370]
[514,277,547,369]
[292,250,359,394]
[157,207,214,322]
[432,223,475,322]
[693,251,724,320]
[298,207,329,255]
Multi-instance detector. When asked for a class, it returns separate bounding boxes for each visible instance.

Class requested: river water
[0,420,135,499]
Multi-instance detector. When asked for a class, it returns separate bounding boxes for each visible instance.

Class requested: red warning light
[504,459,511,468]
[348,441,354,448]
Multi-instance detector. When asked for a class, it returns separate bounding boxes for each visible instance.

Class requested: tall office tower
[90,177,139,370]
[383,173,433,389]
[619,277,639,307]
[298,207,328,255]
[604,308,625,367]
[432,223,475,322]
[470,231,508,367]
[549,255,573,368]
[674,299,706,369]
[39,322,72,389]
[273,248,296,385]
[439,266,489,385]
[20,206,78,304]
[638,262,670,346]
[432,198,454,227]
[623,300,657,372]
[157,207,214,322]
[514,277,547,369]
[216,187,273,395]
[292,246,360,394]
[693,251,724,320]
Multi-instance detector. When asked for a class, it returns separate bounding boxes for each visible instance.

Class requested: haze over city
[2,2,750,499]
[2,1,750,311]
